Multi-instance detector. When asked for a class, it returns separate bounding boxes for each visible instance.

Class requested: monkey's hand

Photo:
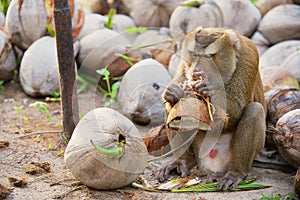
[208,171,247,190]
[190,71,214,98]
[157,160,189,182]
[162,83,184,107]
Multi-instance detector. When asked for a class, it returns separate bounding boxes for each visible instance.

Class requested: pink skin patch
[209,149,218,158]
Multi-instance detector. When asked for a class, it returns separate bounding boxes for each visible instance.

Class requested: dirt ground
[0,80,298,200]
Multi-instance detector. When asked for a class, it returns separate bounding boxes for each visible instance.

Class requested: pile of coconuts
[1,0,300,193]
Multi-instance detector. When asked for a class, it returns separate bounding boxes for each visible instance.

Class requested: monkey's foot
[217,171,247,190]
[157,160,189,182]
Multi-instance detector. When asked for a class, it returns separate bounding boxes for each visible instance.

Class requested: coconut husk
[166,97,213,130]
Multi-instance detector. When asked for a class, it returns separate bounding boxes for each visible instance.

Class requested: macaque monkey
[158,27,266,190]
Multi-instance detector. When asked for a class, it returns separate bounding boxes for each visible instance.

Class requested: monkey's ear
[225,29,241,51]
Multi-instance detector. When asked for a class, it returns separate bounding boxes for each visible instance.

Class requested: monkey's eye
[204,54,214,59]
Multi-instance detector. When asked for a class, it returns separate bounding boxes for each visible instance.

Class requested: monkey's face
[182,27,240,84]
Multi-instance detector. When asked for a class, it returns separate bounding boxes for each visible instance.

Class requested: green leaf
[23,116,29,123]
[96,68,110,77]
[39,105,49,114]
[0,0,11,15]
[13,106,24,111]
[90,139,125,158]
[104,101,111,107]
[61,133,68,143]
[52,92,60,98]
[125,26,148,34]
[104,8,116,30]
[79,114,85,119]
[0,80,4,91]
[46,24,56,37]
[111,81,120,99]
[181,0,203,7]
[57,122,63,128]
[250,0,258,4]
[47,114,52,120]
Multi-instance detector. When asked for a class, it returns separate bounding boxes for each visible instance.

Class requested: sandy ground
[0,81,298,200]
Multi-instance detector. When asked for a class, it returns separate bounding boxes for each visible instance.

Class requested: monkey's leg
[157,130,197,182]
[218,102,266,190]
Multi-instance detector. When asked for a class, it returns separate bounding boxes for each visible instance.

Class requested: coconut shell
[169,0,223,42]
[64,108,148,190]
[281,51,300,84]
[118,58,171,126]
[258,4,300,45]
[265,86,300,125]
[214,0,261,37]
[166,97,213,130]
[5,0,47,50]
[259,40,300,68]
[0,10,4,26]
[274,109,300,168]
[260,66,300,93]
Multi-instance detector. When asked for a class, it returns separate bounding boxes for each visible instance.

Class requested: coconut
[255,0,293,16]
[260,66,300,93]
[214,0,261,37]
[0,10,5,26]
[168,49,182,78]
[132,28,174,66]
[251,31,270,56]
[5,0,47,50]
[19,36,77,97]
[259,40,300,68]
[64,107,148,190]
[274,109,300,168]
[74,13,106,41]
[265,86,300,125]
[77,28,131,76]
[0,29,17,82]
[131,0,181,28]
[258,4,300,45]
[281,51,300,84]
[166,97,213,130]
[90,0,132,15]
[169,0,223,43]
[118,58,171,126]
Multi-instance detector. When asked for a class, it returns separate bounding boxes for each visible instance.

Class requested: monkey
[157,27,267,190]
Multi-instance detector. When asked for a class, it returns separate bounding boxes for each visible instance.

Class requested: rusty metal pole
[53,0,79,140]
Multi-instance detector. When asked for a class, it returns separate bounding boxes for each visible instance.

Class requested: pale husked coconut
[118,58,171,126]
[214,0,261,37]
[258,4,300,44]
[20,36,77,97]
[255,0,293,16]
[281,51,300,84]
[259,40,300,68]
[131,0,182,28]
[64,107,148,189]
[251,31,270,56]
[169,0,223,43]
[5,0,47,50]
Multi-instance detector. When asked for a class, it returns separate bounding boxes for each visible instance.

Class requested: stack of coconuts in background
[0,0,300,193]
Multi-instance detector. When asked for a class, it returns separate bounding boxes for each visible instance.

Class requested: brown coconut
[258,4,300,45]
[259,40,300,68]
[169,0,223,43]
[274,109,300,168]
[214,0,261,37]
[260,66,300,93]
[64,107,148,190]
[281,51,300,84]
[265,86,300,125]
[5,0,47,50]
